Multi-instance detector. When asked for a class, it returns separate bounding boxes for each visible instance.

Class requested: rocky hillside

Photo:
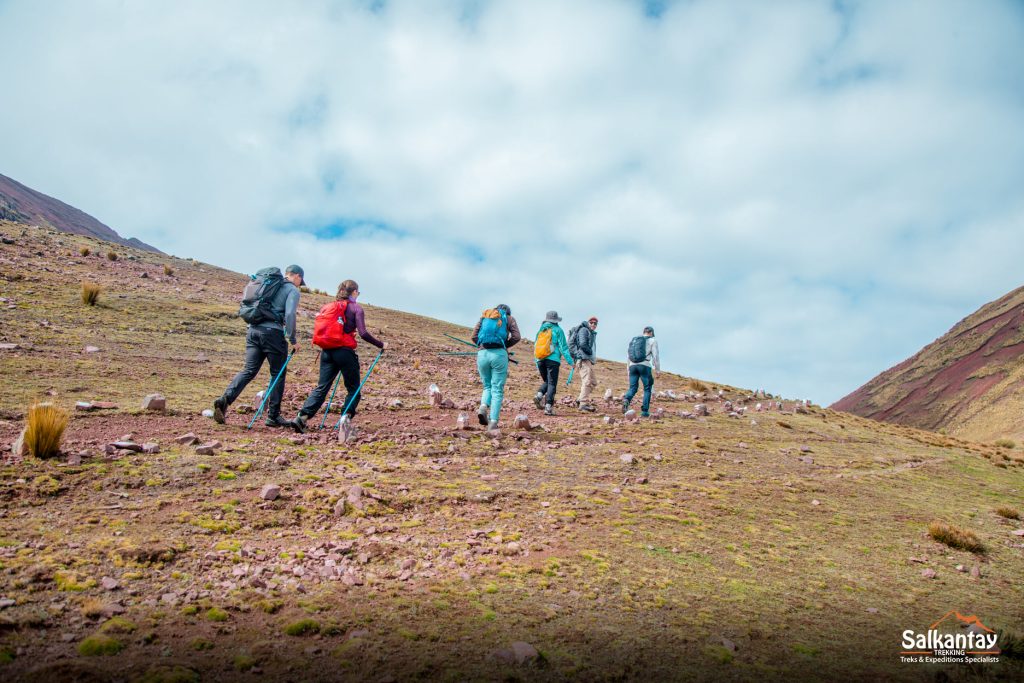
[831,286,1024,443]
[0,221,1022,682]
[0,173,159,253]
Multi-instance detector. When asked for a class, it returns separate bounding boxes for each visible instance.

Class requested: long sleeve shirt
[255,282,300,345]
[343,300,384,349]
[629,337,660,371]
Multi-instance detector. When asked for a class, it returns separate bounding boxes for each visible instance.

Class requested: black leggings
[536,359,560,406]
[299,348,362,419]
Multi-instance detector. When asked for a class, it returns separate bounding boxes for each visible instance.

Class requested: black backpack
[628,335,648,363]
[238,267,285,325]
[568,324,582,359]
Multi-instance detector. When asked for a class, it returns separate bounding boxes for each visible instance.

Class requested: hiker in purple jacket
[289,279,387,433]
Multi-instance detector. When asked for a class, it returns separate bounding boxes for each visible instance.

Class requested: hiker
[569,316,599,412]
[623,326,660,417]
[533,311,573,416]
[471,304,522,430]
[213,265,304,427]
[289,280,387,433]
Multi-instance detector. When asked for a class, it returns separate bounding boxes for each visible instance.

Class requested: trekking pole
[438,352,478,357]
[318,372,344,430]
[565,363,576,387]
[332,350,384,430]
[248,350,296,429]
[443,333,476,348]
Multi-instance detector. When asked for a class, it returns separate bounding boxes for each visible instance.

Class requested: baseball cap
[285,264,306,287]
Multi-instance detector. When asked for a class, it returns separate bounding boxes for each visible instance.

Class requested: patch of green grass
[99,617,136,634]
[206,607,229,622]
[55,571,96,592]
[78,634,124,656]
[283,618,320,636]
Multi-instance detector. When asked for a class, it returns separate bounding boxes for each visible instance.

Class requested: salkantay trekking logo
[901,611,1001,664]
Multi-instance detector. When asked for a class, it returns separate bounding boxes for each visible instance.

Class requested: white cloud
[2,0,1022,403]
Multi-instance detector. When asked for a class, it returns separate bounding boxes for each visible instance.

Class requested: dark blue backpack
[477,308,508,347]
[628,335,648,363]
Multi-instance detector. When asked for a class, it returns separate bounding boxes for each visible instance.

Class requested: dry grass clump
[689,380,709,392]
[24,402,69,459]
[81,282,101,306]
[928,521,985,554]
[106,251,118,261]
[994,438,1016,449]
[996,506,1021,520]
[163,264,174,276]
[79,246,90,256]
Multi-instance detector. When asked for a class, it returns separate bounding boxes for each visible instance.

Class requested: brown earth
[831,285,1024,444]
[0,221,1023,682]
[0,174,159,253]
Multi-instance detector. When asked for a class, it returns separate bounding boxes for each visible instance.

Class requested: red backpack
[312,300,357,350]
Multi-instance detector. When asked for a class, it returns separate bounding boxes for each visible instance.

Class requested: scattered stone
[811,499,821,506]
[176,433,200,446]
[509,641,539,665]
[721,638,737,653]
[101,577,119,591]
[141,394,166,412]
[513,414,532,431]
[389,399,404,409]
[140,271,148,278]
[0,343,19,350]
[635,476,648,484]
[65,452,82,465]
[651,408,665,418]
[799,445,812,453]
[921,568,937,579]
[428,383,442,407]
[602,415,615,425]
[75,401,95,411]
[866,607,879,614]
[260,484,281,501]
[273,455,290,466]
[955,564,965,572]
[142,443,160,454]
[110,441,142,452]
[970,565,982,579]
[456,413,471,430]
[400,558,416,571]
[620,454,635,465]
[624,409,638,422]
[0,598,15,609]
[693,404,709,417]
[503,542,521,555]
[201,409,214,418]
[195,445,215,456]
[84,345,100,353]
[11,428,28,458]
[603,388,614,403]
[799,456,814,465]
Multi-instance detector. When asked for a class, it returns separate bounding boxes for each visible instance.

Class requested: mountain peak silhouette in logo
[929,611,996,633]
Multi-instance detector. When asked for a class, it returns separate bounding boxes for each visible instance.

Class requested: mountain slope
[831,286,1024,442]
[0,173,160,252]
[0,221,1022,682]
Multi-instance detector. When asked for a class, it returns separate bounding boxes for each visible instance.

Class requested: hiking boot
[544,404,554,416]
[533,392,544,410]
[621,400,629,414]
[212,396,227,424]
[578,403,596,413]
[487,420,499,431]
[641,410,650,418]
[290,414,308,434]
[477,404,489,426]
[265,415,291,429]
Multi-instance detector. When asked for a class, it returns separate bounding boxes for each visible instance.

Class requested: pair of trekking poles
[248,348,384,432]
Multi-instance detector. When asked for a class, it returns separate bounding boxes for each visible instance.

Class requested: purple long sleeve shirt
[343,300,384,349]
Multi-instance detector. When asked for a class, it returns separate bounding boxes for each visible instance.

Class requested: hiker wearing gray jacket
[214,265,304,428]
[571,316,599,412]
[623,326,660,417]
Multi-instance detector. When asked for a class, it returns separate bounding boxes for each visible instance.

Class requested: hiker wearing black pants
[289,279,386,433]
[214,265,304,427]
[532,311,573,416]
[623,326,661,417]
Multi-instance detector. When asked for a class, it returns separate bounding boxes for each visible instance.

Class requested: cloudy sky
[2,0,1022,404]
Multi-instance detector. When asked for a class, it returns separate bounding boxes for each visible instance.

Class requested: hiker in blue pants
[471,304,522,430]
[623,326,660,417]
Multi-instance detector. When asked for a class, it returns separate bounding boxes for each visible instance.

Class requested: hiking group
[211,265,661,432]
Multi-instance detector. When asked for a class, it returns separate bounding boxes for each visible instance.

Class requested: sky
[2,0,1023,405]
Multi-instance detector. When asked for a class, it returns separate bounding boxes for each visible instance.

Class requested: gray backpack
[238,267,284,325]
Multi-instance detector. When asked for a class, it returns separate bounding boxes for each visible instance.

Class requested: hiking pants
[223,326,288,419]
[624,364,654,413]
[299,347,362,419]
[536,359,561,406]
[576,359,597,403]
[476,348,509,424]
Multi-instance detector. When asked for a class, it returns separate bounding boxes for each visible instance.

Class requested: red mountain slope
[0,172,160,252]
[831,286,1024,442]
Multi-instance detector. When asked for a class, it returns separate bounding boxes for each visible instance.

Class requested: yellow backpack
[534,327,554,359]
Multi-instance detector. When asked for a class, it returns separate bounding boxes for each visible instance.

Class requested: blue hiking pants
[477,348,510,423]
[624,364,654,413]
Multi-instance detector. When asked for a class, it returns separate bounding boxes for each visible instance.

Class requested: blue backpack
[628,335,648,363]
[477,308,508,347]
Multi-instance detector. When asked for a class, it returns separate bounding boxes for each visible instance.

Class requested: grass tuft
[996,506,1020,520]
[283,618,320,636]
[994,438,1016,449]
[107,251,118,261]
[163,264,174,276]
[77,634,123,656]
[928,521,985,553]
[24,402,69,459]
[81,282,102,305]
[79,246,90,256]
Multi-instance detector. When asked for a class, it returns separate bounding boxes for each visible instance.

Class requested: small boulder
[201,409,214,418]
[260,484,281,501]
[513,414,532,431]
[176,433,200,446]
[100,577,119,591]
[624,409,638,422]
[142,443,160,454]
[620,454,635,465]
[141,394,166,412]
[11,428,28,458]
[921,568,937,579]
[456,413,471,430]
[694,404,709,417]
[84,345,100,353]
